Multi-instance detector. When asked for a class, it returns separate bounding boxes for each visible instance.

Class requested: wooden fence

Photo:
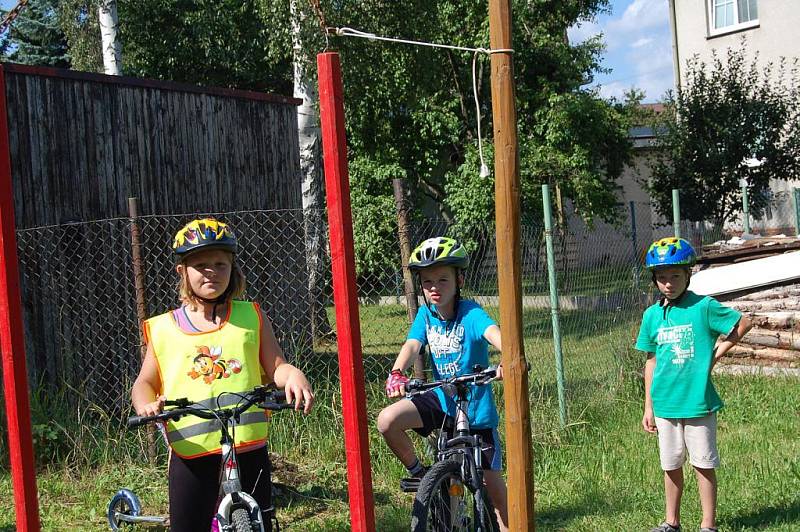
[2,63,302,227]
[0,64,315,408]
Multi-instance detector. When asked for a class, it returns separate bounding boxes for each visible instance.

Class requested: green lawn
[2,305,798,531]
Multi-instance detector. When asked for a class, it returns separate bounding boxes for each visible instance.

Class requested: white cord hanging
[472,50,490,178]
[331,27,514,179]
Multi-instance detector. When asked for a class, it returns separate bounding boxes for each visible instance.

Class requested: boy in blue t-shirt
[376,237,508,531]
[636,238,751,532]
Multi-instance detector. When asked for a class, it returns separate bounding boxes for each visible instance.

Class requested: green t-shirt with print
[635,291,741,418]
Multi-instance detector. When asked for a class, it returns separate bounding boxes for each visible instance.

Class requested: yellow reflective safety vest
[144,300,268,458]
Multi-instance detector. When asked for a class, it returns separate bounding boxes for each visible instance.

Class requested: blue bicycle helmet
[645,237,697,270]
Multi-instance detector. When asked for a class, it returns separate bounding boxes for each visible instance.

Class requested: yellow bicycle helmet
[172,218,237,258]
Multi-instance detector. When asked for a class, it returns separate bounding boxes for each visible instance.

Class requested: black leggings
[168,448,272,532]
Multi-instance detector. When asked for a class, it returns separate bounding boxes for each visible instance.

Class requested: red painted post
[316,51,376,532]
[0,66,42,531]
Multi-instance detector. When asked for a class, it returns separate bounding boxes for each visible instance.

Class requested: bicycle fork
[214,441,268,532]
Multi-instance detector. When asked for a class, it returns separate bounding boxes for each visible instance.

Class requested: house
[668,0,800,83]
[667,0,800,234]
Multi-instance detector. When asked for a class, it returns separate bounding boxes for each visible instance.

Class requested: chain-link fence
[10,210,318,418]
[2,200,716,434]
[649,187,800,246]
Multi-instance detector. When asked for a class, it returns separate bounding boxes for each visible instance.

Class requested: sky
[568,0,676,103]
[1,0,675,103]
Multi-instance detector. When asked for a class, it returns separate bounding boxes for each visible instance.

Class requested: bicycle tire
[231,507,255,532]
[472,484,500,532]
[410,459,499,532]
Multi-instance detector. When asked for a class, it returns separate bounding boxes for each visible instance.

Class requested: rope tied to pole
[330,27,514,55]
[329,26,514,179]
[1,0,30,35]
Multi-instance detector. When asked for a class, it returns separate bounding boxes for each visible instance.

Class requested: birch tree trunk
[291,0,333,341]
[98,0,122,75]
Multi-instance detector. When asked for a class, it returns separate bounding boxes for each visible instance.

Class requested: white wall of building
[671,0,800,85]
[668,0,800,233]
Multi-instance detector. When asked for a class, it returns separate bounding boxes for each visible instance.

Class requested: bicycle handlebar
[127,387,294,429]
[405,365,498,396]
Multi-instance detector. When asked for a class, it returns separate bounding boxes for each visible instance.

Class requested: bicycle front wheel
[410,459,499,532]
[231,507,255,532]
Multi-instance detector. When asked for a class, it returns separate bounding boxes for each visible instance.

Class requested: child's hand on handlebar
[386,369,409,398]
[136,395,166,417]
[284,371,315,414]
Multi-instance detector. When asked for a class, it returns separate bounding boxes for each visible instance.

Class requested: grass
[470,263,643,297]
[2,306,798,531]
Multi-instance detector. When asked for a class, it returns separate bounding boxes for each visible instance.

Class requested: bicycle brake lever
[164,397,191,408]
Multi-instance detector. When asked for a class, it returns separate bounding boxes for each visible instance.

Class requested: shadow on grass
[535,488,622,530]
[721,498,800,530]
[0,525,15,532]
[275,482,392,509]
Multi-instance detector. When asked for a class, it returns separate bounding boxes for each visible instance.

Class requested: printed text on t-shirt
[657,324,695,364]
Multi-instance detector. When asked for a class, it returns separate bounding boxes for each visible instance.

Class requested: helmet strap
[416,268,464,321]
[655,267,691,317]
[194,284,232,322]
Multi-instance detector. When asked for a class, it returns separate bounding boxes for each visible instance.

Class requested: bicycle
[405,366,501,532]
[107,385,295,532]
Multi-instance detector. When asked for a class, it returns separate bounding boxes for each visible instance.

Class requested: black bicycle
[108,385,295,532]
[406,366,501,532]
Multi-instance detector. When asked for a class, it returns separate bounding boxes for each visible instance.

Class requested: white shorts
[655,413,719,470]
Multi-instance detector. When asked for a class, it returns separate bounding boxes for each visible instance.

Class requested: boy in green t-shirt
[636,238,751,532]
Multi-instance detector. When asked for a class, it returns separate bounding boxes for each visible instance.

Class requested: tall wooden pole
[488,1,536,530]
[127,197,156,463]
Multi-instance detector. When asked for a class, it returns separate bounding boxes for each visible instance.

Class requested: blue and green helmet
[645,237,697,270]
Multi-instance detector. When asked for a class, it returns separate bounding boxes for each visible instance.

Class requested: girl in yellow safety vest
[131,217,315,532]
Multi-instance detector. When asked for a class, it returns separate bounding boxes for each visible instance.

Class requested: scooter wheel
[107,489,142,531]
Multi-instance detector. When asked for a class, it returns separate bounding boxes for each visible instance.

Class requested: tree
[1,0,70,67]
[58,0,102,72]
[312,0,635,273]
[647,43,800,224]
[53,0,636,277]
[116,0,291,92]
[98,0,121,74]
[291,0,333,340]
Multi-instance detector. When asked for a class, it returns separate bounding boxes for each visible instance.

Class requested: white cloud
[604,0,669,51]
[615,0,670,32]
[567,20,601,44]
[584,0,675,102]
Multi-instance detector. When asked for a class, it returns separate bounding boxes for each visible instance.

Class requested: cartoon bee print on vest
[188,345,243,384]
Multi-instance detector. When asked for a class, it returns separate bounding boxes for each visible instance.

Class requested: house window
[709,0,758,35]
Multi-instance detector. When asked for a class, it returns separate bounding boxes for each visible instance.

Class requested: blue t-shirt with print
[407,299,499,429]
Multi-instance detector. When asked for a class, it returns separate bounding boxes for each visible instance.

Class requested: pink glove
[386,369,409,395]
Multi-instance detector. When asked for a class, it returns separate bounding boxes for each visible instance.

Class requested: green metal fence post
[742,185,751,234]
[672,188,681,238]
[793,188,800,237]
[630,201,641,291]
[542,184,567,427]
